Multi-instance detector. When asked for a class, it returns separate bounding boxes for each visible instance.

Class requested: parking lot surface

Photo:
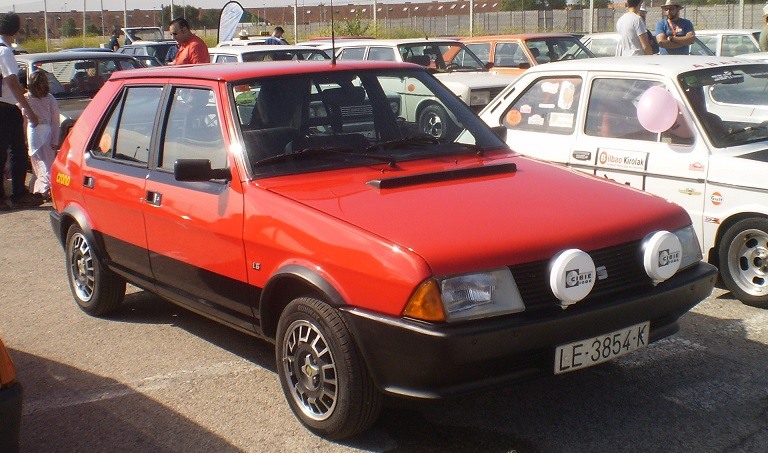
[1,206,767,452]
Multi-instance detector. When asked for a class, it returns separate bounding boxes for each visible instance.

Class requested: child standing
[23,69,59,201]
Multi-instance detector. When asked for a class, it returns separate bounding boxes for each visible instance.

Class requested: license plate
[554,321,649,375]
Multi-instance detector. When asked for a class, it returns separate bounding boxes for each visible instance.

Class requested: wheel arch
[259,264,346,340]
[56,205,108,262]
[415,98,460,125]
[710,211,768,268]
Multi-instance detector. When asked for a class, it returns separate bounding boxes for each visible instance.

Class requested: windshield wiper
[253,147,396,168]
[366,135,441,152]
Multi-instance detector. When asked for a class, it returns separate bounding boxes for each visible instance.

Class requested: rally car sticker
[549,112,574,128]
[596,149,648,172]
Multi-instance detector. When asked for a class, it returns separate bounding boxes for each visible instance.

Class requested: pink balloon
[636,86,679,133]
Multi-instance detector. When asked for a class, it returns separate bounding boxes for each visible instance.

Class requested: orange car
[461,34,595,76]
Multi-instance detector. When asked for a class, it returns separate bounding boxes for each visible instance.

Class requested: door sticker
[711,192,723,205]
[596,148,648,172]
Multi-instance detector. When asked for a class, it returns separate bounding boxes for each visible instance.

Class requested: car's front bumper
[0,382,23,453]
[340,262,717,399]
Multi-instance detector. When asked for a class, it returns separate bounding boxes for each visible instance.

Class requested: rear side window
[91,86,162,164]
[337,47,366,60]
[367,47,397,61]
[585,79,660,142]
[501,76,582,135]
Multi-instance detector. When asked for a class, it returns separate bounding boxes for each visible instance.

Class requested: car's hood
[709,144,768,191]
[434,71,518,88]
[260,154,690,275]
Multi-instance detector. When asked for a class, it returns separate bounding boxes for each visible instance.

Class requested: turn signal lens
[403,279,446,322]
[0,339,17,388]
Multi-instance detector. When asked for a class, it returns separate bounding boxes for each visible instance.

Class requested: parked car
[216,37,278,46]
[15,51,144,145]
[121,26,166,44]
[479,55,768,307]
[581,32,714,56]
[117,41,178,65]
[314,38,518,138]
[0,337,22,453]
[49,59,715,439]
[461,33,595,76]
[209,45,329,63]
[59,47,114,52]
[695,29,761,56]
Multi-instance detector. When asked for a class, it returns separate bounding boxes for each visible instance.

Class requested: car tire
[718,218,768,308]
[65,224,126,316]
[419,104,456,140]
[276,296,382,439]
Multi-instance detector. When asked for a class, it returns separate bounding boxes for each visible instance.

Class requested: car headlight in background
[469,90,491,106]
[403,268,525,322]
[672,224,703,270]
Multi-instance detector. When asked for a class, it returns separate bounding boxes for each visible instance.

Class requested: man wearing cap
[760,5,768,51]
[616,0,654,56]
[655,0,695,55]
[638,5,660,54]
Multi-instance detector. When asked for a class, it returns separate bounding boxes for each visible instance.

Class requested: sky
[1,0,418,13]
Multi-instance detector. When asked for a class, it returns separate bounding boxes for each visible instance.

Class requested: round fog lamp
[643,231,682,283]
[549,249,596,308]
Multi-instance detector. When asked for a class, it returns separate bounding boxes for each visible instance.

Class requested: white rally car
[479,56,768,307]
[315,39,518,139]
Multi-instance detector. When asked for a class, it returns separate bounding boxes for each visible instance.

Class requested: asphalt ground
[1,204,767,453]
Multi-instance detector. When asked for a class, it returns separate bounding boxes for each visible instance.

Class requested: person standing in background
[24,69,59,202]
[108,29,120,52]
[168,18,210,65]
[264,26,287,45]
[0,12,42,210]
[760,5,768,51]
[616,0,654,56]
[638,5,660,54]
[656,0,695,55]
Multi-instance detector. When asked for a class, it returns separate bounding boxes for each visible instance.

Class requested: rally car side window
[585,79,661,142]
[160,87,226,171]
[501,76,581,135]
[91,86,162,164]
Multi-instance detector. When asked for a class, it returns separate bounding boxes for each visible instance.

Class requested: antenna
[330,0,336,65]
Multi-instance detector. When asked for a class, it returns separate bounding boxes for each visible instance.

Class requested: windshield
[679,65,768,147]
[231,68,507,178]
[525,37,594,63]
[241,49,329,62]
[397,43,486,72]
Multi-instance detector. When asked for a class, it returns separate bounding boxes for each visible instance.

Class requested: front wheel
[276,297,381,439]
[718,218,768,308]
[65,224,126,316]
[418,104,456,140]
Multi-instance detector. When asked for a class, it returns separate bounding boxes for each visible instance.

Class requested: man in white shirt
[0,12,42,209]
[616,0,654,56]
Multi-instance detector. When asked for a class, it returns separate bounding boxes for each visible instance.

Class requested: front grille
[487,86,505,101]
[510,240,653,313]
[341,105,373,117]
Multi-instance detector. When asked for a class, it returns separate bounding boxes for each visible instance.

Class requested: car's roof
[520,55,763,77]
[696,29,760,35]
[16,51,139,62]
[107,59,415,82]
[121,41,176,47]
[208,45,325,54]
[321,38,462,47]
[461,33,580,41]
[581,32,621,39]
[216,38,270,47]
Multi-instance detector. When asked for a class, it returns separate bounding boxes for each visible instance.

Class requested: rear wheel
[65,224,126,316]
[718,218,768,308]
[276,297,381,439]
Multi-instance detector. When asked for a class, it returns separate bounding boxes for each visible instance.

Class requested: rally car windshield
[679,65,768,148]
[232,68,508,178]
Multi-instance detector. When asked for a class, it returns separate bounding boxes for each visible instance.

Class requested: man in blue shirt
[265,26,287,45]
[655,0,695,55]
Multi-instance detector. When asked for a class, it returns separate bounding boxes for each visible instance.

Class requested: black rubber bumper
[49,210,65,247]
[340,262,717,399]
[0,382,23,453]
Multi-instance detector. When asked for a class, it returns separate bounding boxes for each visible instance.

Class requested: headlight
[403,268,525,322]
[672,224,702,270]
[469,90,491,106]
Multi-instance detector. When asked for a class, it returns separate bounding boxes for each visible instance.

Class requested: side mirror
[485,62,495,70]
[491,125,507,141]
[174,159,231,182]
[518,62,531,69]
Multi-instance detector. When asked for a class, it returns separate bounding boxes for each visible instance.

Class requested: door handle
[572,150,591,161]
[146,191,162,206]
[83,176,95,189]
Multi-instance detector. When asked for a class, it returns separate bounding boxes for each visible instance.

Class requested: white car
[695,29,761,56]
[209,45,330,63]
[479,56,768,307]
[315,39,518,139]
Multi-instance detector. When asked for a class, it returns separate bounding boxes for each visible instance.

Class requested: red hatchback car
[49,60,716,439]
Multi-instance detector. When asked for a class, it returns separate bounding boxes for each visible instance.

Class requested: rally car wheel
[719,218,768,308]
[276,297,381,439]
[65,225,126,316]
[419,104,455,140]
